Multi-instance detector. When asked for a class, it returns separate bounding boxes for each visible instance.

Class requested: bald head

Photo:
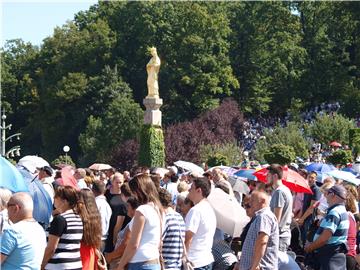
[250,190,270,211]
[8,192,34,223]
[11,192,34,213]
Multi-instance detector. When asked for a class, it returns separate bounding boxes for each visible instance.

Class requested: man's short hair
[309,171,318,176]
[267,164,283,179]
[192,177,211,198]
[92,180,106,195]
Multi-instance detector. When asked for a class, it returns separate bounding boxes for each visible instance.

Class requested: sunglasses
[7,202,17,208]
[244,203,251,209]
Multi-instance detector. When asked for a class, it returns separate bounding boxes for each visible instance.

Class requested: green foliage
[305,113,355,147]
[326,150,353,166]
[263,144,296,165]
[254,122,310,162]
[2,2,360,164]
[229,2,306,115]
[52,155,76,167]
[207,154,230,167]
[78,70,143,165]
[199,141,242,166]
[138,125,165,168]
[349,128,360,157]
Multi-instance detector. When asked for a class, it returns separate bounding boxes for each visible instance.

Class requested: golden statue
[146,47,161,98]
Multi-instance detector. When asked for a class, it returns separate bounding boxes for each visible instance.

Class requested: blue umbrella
[18,168,52,226]
[305,163,336,173]
[341,167,358,176]
[326,170,360,186]
[0,156,28,192]
[234,169,256,181]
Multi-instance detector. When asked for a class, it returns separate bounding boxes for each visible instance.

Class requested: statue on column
[146,47,161,98]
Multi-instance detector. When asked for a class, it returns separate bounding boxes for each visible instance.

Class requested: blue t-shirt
[0,220,46,270]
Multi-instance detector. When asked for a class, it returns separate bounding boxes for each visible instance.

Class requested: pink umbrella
[329,141,342,147]
[56,167,78,190]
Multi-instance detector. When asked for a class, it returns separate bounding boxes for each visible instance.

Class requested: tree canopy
[2,1,360,165]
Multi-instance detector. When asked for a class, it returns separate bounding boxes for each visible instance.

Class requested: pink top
[347,212,357,257]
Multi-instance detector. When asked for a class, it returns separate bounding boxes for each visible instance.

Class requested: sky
[1,0,97,48]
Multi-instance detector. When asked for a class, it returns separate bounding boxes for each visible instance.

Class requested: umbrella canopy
[207,188,250,237]
[329,141,342,147]
[325,170,360,186]
[56,167,79,189]
[0,156,28,192]
[341,167,358,176]
[18,168,53,225]
[228,176,250,195]
[234,169,256,181]
[208,166,238,177]
[89,163,112,171]
[305,163,336,173]
[253,167,313,194]
[17,155,50,174]
[174,160,204,174]
[282,168,313,194]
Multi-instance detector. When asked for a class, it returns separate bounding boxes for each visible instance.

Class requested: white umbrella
[89,163,112,171]
[207,188,250,237]
[326,170,360,186]
[174,160,204,174]
[17,155,50,174]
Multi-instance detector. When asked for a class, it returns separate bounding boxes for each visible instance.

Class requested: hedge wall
[349,128,360,157]
[138,125,165,168]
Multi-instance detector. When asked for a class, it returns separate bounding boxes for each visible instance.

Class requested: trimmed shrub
[326,150,353,166]
[263,144,296,165]
[207,154,230,167]
[349,128,360,157]
[52,155,76,167]
[199,141,243,166]
[138,125,165,168]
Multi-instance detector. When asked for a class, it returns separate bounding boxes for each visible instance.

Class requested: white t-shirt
[129,203,162,263]
[95,195,112,240]
[185,199,216,268]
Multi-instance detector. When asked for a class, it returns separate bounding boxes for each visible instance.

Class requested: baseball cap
[328,185,347,200]
[37,166,53,177]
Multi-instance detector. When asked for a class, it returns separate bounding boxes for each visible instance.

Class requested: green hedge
[349,128,360,157]
[207,153,230,167]
[263,144,296,165]
[326,150,353,166]
[138,125,165,168]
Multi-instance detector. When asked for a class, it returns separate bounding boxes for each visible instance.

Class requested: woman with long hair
[78,188,103,270]
[116,174,163,270]
[41,186,83,270]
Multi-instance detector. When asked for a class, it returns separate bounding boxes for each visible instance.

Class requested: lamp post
[63,145,70,165]
[0,110,21,157]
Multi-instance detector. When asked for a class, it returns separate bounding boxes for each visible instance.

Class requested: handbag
[95,248,108,270]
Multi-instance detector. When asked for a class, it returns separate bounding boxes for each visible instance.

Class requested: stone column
[143,97,163,127]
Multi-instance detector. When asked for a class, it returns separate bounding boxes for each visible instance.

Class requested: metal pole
[1,114,6,157]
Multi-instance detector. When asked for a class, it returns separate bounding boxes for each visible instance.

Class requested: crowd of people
[241,102,342,151]
[0,161,359,270]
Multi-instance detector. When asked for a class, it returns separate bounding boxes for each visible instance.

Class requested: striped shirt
[314,204,349,245]
[46,209,83,270]
[162,210,185,270]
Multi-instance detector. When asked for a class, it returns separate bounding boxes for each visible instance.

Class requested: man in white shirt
[185,177,216,270]
[92,180,112,251]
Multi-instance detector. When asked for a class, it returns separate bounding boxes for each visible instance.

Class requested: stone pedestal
[143,97,163,126]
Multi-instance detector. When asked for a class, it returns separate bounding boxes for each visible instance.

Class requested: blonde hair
[0,188,12,211]
[320,182,334,194]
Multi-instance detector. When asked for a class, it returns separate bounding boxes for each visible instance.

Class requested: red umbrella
[253,166,313,194]
[329,141,342,147]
